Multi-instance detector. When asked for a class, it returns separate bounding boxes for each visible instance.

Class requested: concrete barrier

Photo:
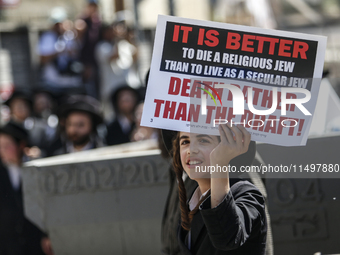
[23,134,340,255]
[257,133,340,255]
[23,140,170,255]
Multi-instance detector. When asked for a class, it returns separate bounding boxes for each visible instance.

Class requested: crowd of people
[1,1,157,158]
[0,3,268,255]
[0,2,159,254]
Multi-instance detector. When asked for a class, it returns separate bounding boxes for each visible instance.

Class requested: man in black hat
[46,95,104,156]
[0,121,45,255]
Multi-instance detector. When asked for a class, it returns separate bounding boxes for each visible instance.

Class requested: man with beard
[46,95,104,156]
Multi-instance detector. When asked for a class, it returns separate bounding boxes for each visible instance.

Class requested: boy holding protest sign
[164,124,267,254]
[145,15,326,255]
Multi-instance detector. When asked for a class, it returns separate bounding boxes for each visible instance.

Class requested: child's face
[179,132,220,179]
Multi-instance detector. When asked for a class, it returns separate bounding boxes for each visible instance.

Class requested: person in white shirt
[95,21,139,121]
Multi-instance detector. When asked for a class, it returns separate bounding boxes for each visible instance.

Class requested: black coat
[178,179,267,255]
[106,119,135,146]
[0,164,44,255]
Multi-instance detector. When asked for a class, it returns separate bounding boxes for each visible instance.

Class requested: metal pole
[209,0,217,20]
[0,4,2,22]
[168,0,175,16]
[133,0,146,84]
[134,0,140,25]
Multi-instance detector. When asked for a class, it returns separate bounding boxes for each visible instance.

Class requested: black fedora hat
[161,129,256,168]
[0,121,29,144]
[59,95,103,126]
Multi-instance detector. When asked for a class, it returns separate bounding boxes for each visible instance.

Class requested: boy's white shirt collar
[6,164,21,190]
[188,187,210,211]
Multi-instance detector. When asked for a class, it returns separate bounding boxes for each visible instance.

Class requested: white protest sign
[141,15,327,146]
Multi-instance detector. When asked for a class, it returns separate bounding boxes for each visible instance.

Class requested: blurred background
[1,2,340,255]
[0,0,340,96]
[1,0,340,133]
